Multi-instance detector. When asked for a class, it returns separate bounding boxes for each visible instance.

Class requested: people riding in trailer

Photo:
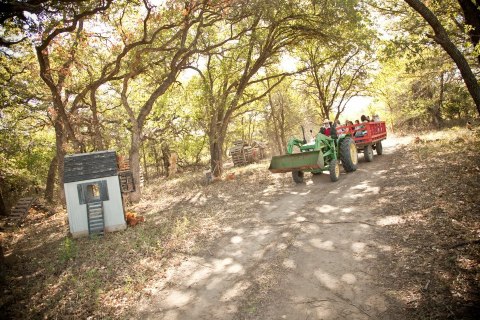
[355,115,369,137]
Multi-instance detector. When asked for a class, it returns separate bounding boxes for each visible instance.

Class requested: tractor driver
[320,119,331,136]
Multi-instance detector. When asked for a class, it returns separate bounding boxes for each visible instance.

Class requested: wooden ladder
[87,201,105,237]
[4,197,37,227]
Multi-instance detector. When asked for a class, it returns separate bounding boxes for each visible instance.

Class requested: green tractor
[268,126,358,183]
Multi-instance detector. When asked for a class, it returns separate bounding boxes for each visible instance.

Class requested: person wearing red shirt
[322,119,331,136]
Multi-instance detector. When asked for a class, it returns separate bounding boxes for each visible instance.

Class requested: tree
[264,79,303,155]
[191,0,352,177]
[5,1,185,203]
[294,0,377,122]
[44,156,57,204]
[371,39,474,129]
[0,179,7,216]
[403,0,480,116]
[32,1,114,203]
[0,0,91,47]
[116,0,244,200]
[299,41,374,121]
[1,48,55,206]
[457,0,480,64]
[193,14,295,177]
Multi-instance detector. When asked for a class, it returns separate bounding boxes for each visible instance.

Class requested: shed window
[86,184,100,201]
[77,180,109,204]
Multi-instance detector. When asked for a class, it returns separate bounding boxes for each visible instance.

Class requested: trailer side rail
[336,122,387,146]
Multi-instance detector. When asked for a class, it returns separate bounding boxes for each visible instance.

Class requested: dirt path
[135,138,410,319]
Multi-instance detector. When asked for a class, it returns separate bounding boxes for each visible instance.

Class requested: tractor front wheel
[339,137,358,172]
[375,141,383,155]
[292,170,304,183]
[329,159,340,182]
[364,145,374,162]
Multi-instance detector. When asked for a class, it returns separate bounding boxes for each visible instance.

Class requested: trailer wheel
[376,141,383,155]
[292,170,304,183]
[329,159,340,182]
[364,145,374,162]
[339,137,358,172]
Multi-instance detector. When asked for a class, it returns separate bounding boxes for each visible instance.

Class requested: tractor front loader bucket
[268,150,324,173]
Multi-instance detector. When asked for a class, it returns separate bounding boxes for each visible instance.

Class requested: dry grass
[1,128,478,319]
[0,160,293,319]
[373,127,480,319]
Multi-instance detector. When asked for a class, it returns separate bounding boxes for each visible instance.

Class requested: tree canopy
[1,0,479,208]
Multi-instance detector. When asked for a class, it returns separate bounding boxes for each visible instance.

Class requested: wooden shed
[64,151,126,238]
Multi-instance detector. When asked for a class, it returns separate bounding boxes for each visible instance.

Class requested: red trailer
[336,121,387,162]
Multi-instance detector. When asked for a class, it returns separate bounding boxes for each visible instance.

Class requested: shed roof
[64,151,118,183]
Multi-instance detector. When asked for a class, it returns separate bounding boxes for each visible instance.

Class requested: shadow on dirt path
[135,138,411,320]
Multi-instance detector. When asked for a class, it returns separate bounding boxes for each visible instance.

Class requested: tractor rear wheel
[329,159,340,182]
[375,141,383,155]
[292,170,304,183]
[339,137,358,172]
[364,145,374,162]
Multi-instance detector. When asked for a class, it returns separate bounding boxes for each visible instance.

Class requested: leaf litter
[0,128,478,319]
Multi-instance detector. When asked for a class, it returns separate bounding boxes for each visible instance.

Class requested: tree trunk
[271,116,283,155]
[430,105,442,128]
[279,122,287,153]
[209,112,229,178]
[267,91,283,155]
[432,71,445,128]
[404,0,480,116]
[271,108,287,155]
[249,118,255,142]
[0,186,7,216]
[142,142,149,183]
[54,121,66,206]
[152,143,160,176]
[387,102,395,134]
[457,0,480,64]
[209,138,224,178]
[0,241,5,284]
[129,126,142,202]
[45,155,57,204]
[194,136,206,165]
[161,143,171,177]
[90,90,105,150]
[320,98,332,121]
